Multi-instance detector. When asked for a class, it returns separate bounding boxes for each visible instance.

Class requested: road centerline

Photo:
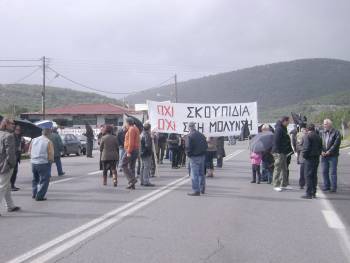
[6,175,189,263]
[29,178,190,263]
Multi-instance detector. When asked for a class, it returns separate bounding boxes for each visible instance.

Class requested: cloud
[0,0,349,97]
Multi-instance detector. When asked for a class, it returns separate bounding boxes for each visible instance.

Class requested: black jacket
[84,125,94,140]
[117,129,126,148]
[140,131,153,157]
[185,130,208,157]
[157,133,167,145]
[320,128,341,157]
[167,133,180,150]
[302,131,322,160]
[262,151,274,165]
[272,121,293,155]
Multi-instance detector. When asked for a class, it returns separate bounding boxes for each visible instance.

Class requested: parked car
[76,135,87,155]
[60,134,82,157]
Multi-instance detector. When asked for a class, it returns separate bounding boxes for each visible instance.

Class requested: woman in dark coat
[84,124,94,158]
[216,137,225,168]
[206,137,217,177]
[167,133,180,169]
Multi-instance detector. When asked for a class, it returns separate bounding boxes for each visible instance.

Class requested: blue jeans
[141,155,152,185]
[118,148,125,169]
[32,163,51,199]
[54,157,64,175]
[169,150,173,162]
[262,161,273,183]
[189,155,206,193]
[321,156,338,191]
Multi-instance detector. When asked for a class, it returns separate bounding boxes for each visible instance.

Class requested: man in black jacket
[155,133,167,164]
[84,123,94,158]
[302,124,322,199]
[272,116,293,192]
[168,133,180,169]
[186,122,208,196]
[320,119,341,192]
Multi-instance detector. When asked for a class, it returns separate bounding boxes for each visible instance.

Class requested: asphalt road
[324,147,350,233]
[0,143,349,263]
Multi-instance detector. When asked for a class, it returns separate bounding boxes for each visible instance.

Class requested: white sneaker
[285,186,293,190]
[274,187,282,192]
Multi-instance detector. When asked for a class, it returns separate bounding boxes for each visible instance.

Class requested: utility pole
[42,56,46,120]
[174,74,178,103]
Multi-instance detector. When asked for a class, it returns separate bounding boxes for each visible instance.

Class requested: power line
[47,72,60,85]
[50,58,230,74]
[47,66,135,95]
[0,59,41,62]
[12,66,41,83]
[0,65,40,68]
[47,66,176,96]
[51,58,234,70]
[50,64,207,74]
[154,76,175,87]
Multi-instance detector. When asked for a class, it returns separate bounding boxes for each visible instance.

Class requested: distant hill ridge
[126,58,350,120]
[0,84,122,115]
[1,58,350,121]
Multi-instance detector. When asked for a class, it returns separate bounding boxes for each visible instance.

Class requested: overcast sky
[0,0,349,98]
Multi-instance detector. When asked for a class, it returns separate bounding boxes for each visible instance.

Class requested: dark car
[77,135,87,155]
[60,134,82,157]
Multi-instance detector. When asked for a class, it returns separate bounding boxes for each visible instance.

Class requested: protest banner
[147,101,258,136]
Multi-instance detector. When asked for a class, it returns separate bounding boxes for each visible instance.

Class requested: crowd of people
[0,114,343,216]
[250,117,342,199]
[0,116,222,216]
[96,118,225,193]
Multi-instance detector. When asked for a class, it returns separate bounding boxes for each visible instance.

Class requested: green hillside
[126,58,350,122]
[260,90,350,121]
[0,84,122,116]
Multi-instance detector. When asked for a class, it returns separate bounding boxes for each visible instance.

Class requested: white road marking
[8,149,245,263]
[6,176,189,263]
[224,149,246,161]
[51,170,102,185]
[49,177,76,185]
[340,146,350,151]
[37,171,98,188]
[322,210,345,229]
[318,190,350,259]
[88,171,102,175]
[30,177,190,263]
[213,149,244,166]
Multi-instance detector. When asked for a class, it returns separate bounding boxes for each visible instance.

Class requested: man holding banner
[185,122,208,196]
[147,101,258,137]
[147,100,258,195]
